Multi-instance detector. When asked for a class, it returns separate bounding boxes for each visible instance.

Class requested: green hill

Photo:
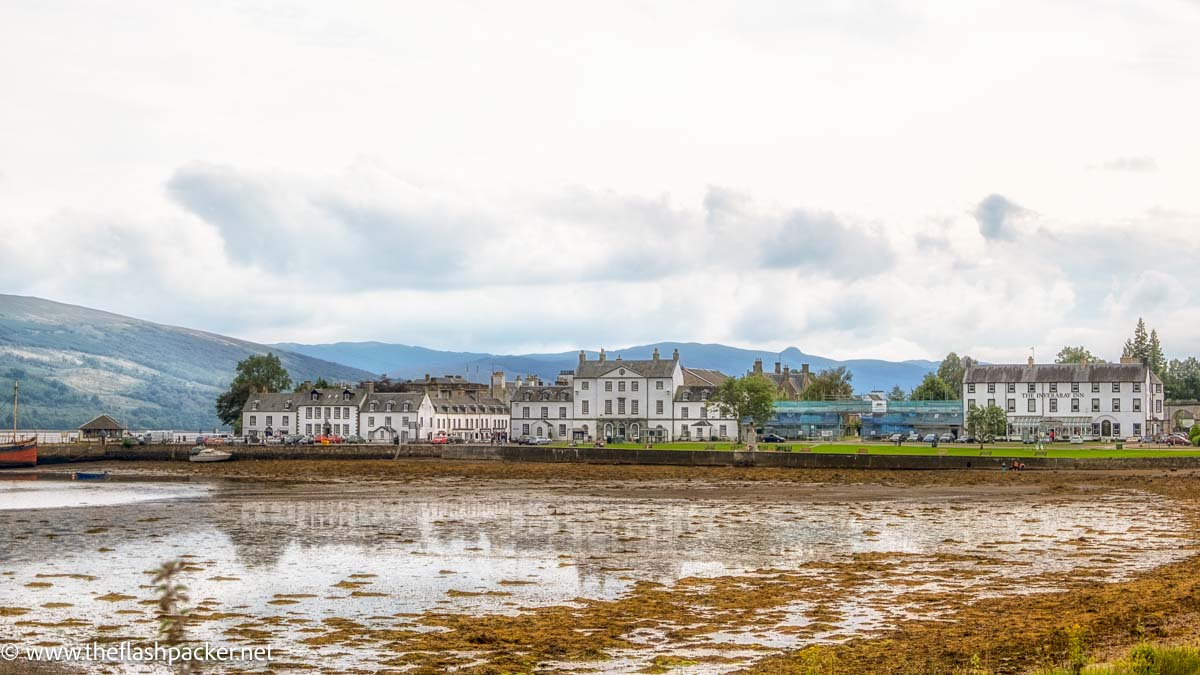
[0,295,372,431]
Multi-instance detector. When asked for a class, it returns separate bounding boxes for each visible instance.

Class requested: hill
[0,295,372,430]
[275,341,940,393]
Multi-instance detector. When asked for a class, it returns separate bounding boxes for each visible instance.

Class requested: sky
[2,0,1199,363]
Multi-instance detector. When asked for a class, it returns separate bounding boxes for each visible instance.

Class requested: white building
[509,348,738,442]
[428,391,510,442]
[241,391,298,439]
[359,390,432,443]
[963,358,1165,441]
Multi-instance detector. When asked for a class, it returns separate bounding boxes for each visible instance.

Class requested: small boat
[71,471,109,480]
[0,382,37,469]
[189,446,232,463]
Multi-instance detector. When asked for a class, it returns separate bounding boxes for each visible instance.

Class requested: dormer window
[523,393,531,401]
[385,401,393,411]
[401,403,409,412]
[701,390,709,400]
[370,402,377,412]
[251,401,259,411]
[342,390,352,401]
[284,401,292,410]
[311,390,320,401]
[682,391,691,401]
[542,392,551,401]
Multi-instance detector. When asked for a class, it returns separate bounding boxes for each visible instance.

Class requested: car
[955,435,974,444]
[939,433,953,443]
[887,433,902,443]
[449,436,468,444]
[283,434,304,445]
[1164,435,1192,447]
[265,436,283,445]
[345,435,366,444]
[761,434,786,443]
[922,433,937,443]
[906,432,920,442]
[431,435,450,445]
[530,437,551,445]
[1069,435,1084,444]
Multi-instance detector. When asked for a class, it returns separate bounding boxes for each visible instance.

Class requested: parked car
[939,433,953,443]
[431,435,450,445]
[955,435,974,444]
[1069,435,1084,444]
[530,437,551,445]
[1164,435,1192,447]
[887,433,902,443]
[906,432,921,442]
[448,436,468,444]
[922,433,937,443]
[761,433,786,443]
[345,434,365,444]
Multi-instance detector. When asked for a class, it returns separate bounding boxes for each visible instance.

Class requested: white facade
[510,349,738,442]
[963,360,1166,440]
[428,392,510,442]
[242,392,298,439]
[359,392,432,443]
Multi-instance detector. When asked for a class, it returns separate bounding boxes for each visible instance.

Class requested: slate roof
[300,387,369,407]
[575,357,680,379]
[362,392,426,412]
[514,385,573,403]
[964,363,1151,384]
[681,367,729,387]
[79,414,124,431]
[431,392,509,415]
[241,392,299,414]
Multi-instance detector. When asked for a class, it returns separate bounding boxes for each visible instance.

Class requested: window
[968,383,976,394]
[968,400,978,410]
[388,417,394,427]
[266,415,273,427]
[1133,398,1141,412]
[522,423,529,435]
[324,408,330,418]
[1133,423,1142,437]
[719,424,727,436]
[1027,399,1036,412]
[681,406,689,418]
[1157,400,1163,413]
[1156,383,1163,394]
[618,381,626,392]
[631,400,639,415]
[1049,383,1057,393]
[1133,382,1141,393]
[656,381,664,390]
[682,391,691,401]
[334,407,341,419]
[370,402,377,412]
[656,400,663,415]
[311,391,320,401]
[605,381,612,392]
[306,408,313,419]
[581,400,589,415]
[402,403,409,412]
[522,407,529,418]
[987,383,995,394]
[1028,383,1035,393]
[1050,399,1057,413]
[368,416,375,427]
[632,381,639,391]
[343,391,352,401]
[701,390,709,401]
[1071,399,1079,413]
[559,406,567,419]
[701,406,708,418]
[249,416,257,426]
[305,423,312,434]
[540,406,548,418]
[1112,383,1120,393]
[1007,399,1015,412]
[282,416,288,426]
[541,392,550,401]
[618,399,625,414]
[1112,398,1121,412]
[559,424,567,436]
[1092,382,1100,393]
[1071,383,1079,393]
[605,400,612,414]
[987,398,995,408]
[1113,423,1121,437]
[1007,383,1016,393]
[1092,398,1100,412]
[344,407,351,418]
[251,401,259,411]
[581,381,589,390]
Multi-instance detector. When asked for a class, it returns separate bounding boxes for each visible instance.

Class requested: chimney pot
[775,362,781,374]
[1027,356,1035,367]
[753,359,763,374]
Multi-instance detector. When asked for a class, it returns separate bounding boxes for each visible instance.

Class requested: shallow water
[0,475,1193,673]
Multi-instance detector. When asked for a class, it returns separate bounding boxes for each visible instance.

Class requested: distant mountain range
[274,341,940,393]
[0,293,942,431]
[0,295,372,430]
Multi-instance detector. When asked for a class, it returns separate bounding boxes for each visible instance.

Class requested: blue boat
[71,471,109,480]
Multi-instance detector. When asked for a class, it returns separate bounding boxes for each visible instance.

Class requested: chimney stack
[599,348,606,362]
[774,361,782,374]
[1027,356,1035,367]
[783,365,790,377]
[801,364,810,375]
[491,371,505,398]
[652,347,660,360]
[753,358,763,374]
[672,348,679,361]
[579,350,586,365]
[365,381,375,394]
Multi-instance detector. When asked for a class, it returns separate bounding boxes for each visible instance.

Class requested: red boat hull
[0,439,37,468]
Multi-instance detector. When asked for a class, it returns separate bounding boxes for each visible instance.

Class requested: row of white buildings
[241,347,740,443]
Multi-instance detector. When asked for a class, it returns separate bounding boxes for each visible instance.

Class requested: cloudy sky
[2,0,1199,362]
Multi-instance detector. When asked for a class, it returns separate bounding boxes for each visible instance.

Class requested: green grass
[543,440,1200,459]
[1037,642,1200,674]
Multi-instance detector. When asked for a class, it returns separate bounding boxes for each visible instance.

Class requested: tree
[216,354,293,433]
[966,404,1007,447]
[799,367,854,401]
[887,385,906,401]
[1055,346,1097,364]
[294,377,332,392]
[708,374,778,446]
[936,352,976,399]
[910,373,955,401]
[1163,358,1200,401]
[1122,318,1150,362]
[1190,423,1200,447]
[1148,330,1165,376]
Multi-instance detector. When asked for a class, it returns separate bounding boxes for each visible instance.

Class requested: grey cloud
[972,193,1029,242]
[166,162,283,267]
[1101,156,1157,172]
[761,209,893,277]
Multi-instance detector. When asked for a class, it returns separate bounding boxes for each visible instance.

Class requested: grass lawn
[544,440,1200,459]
